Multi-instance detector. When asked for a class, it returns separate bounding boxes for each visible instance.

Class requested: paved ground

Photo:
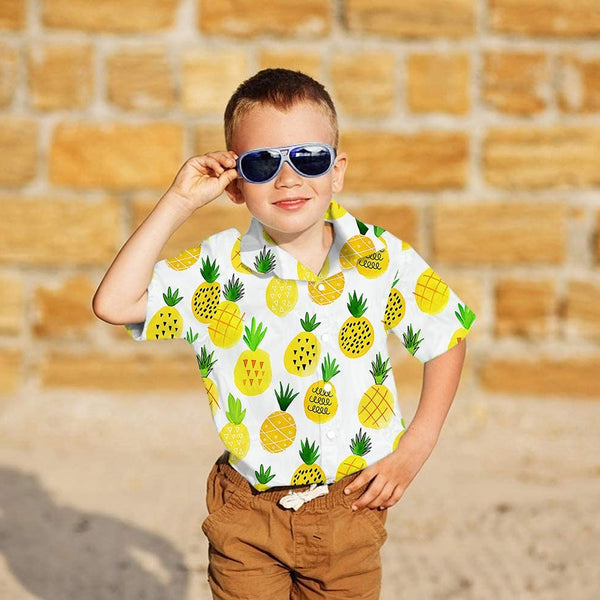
[0,388,599,600]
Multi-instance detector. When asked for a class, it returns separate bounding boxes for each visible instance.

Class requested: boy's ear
[331,152,347,194]
[225,178,245,205]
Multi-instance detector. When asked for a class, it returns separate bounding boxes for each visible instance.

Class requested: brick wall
[1,0,599,403]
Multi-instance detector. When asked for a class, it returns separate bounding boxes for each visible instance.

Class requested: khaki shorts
[202,452,388,600]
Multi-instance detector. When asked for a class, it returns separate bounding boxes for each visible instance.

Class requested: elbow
[92,290,121,325]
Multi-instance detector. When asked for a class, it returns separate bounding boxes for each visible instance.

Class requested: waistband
[215,452,366,513]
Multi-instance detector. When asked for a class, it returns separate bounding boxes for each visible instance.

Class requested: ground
[0,389,598,600]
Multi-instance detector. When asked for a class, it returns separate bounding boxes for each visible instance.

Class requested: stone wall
[1,0,600,403]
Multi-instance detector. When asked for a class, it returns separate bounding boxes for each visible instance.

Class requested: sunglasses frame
[236,143,337,184]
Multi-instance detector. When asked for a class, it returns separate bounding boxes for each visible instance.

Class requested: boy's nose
[274,161,302,187]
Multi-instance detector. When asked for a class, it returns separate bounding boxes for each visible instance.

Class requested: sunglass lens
[290,145,332,176]
[240,150,281,183]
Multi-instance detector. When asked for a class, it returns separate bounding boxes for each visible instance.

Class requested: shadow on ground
[0,467,188,600]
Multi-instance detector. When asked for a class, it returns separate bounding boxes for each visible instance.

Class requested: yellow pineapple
[255,246,298,316]
[448,303,475,349]
[304,354,340,424]
[208,276,245,349]
[191,257,221,323]
[284,313,321,376]
[291,439,326,485]
[260,382,298,453]
[392,419,407,451]
[414,267,450,315]
[146,287,184,340]
[357,226,389,279]
[219,394,250,465]
[340,219,376,269]
[234,317,272,396]
[166,246,201,271]
[196,344,219,416]
[308,272,345,305]
[336,429,372,481]
[324,199,347,219]
[298,256,330,281]
[338,291,374,358]
[383,272,406,332]
[358,353,395,429]
[254,464,276,491]
[231,235,252,275]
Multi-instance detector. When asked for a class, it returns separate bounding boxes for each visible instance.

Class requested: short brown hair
[224,68,339,150]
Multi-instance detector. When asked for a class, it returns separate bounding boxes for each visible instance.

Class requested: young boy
[93,68,474,600]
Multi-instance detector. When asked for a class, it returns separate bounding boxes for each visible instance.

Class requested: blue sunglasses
[236,143,336,184]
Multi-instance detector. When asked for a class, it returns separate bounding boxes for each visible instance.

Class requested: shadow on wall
[0,467,188,600]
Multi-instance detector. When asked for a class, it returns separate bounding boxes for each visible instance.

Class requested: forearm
[405,339,467,450]
[93,191,193,325]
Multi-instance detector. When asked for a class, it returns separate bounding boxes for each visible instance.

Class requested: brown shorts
[202,452,388,600]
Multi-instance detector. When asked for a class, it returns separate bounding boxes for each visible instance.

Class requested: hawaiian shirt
[128,200,475,490]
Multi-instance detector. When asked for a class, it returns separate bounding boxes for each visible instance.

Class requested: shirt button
[323,382,332,392]
[326,430,336,440]
[317,283,326,291]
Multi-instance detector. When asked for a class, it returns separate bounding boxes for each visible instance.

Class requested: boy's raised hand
[167,151,239,214]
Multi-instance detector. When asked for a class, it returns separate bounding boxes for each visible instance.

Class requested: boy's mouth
[273,198,309,209]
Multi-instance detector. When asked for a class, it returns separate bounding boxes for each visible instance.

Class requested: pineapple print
[402,324,424,356]
[304,353,340,424]
[414,267,450,315]
[358,353,395,429]
[392,419,407,451]
[191,257,221,323]
[298,256,329,281]
[340,219,376,269]
[383,272,406,332]
[166,246,201,271]
[291,439,326,485]
[208,276,245,349]
[231,235,252,275]
[260,382,298,453]
[146,287,184,340]
[234,317,272,396]
[284,313,321,376]
[196,345,219,416]
[266,276,298,316]
[357,226,389,279]
[254,464,276,491]
[308,272,345,306]
[335,429,372,481]
[324,199,347,219]
[219,394,250,464]
[449,303,475,349]
[338,291,374,358]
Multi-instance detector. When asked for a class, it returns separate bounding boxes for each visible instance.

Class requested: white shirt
[128,200,475,490]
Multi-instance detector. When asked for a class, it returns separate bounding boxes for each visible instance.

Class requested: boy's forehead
[231,101,336,150]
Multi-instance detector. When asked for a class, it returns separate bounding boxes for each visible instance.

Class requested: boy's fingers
[351,477,385,511]
[344,468,372,496]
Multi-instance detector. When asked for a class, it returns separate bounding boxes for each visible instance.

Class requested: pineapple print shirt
[128,201,475,490]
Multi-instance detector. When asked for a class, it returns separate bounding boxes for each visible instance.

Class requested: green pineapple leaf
[196,345,217,377]
[347,291,368,318]
[223,275,245,302]
[254,246,276,275]
[373,225,386,237]
[321,353,340,382]
[349,429,372,457]
[355,218,369,235]
[225,394,246,425]
[299,438,320,465]
[200,256,220,283]
[243,317,267,350]
[186,327,199,345]
[300,312,321,332]
[369,352,391,385]
[274,382,298,412]
[402,324,424,356]
[162,287,183,307]
[455,304,476,329]
[255,464,276,484]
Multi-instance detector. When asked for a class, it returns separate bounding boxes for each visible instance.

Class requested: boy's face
[226,101,347,243]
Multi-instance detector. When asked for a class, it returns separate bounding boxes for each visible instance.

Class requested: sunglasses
[236,143,336,184]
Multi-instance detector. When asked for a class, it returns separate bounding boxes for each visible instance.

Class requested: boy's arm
[344,339,467,510]
[92,152,238,325]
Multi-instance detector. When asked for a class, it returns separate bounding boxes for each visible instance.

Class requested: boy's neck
[264,220,334,276]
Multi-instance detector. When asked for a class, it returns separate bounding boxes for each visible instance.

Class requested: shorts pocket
[358,507,388,545]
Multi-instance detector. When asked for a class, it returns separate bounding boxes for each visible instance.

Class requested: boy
[93,68,474,600]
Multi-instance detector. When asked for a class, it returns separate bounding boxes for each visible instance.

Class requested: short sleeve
[386,242,475,363]
[126,252,203,344]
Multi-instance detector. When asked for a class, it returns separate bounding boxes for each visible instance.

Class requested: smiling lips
[274,198,309,209]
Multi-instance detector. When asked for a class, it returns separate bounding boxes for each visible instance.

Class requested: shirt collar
[239,200,386,281]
